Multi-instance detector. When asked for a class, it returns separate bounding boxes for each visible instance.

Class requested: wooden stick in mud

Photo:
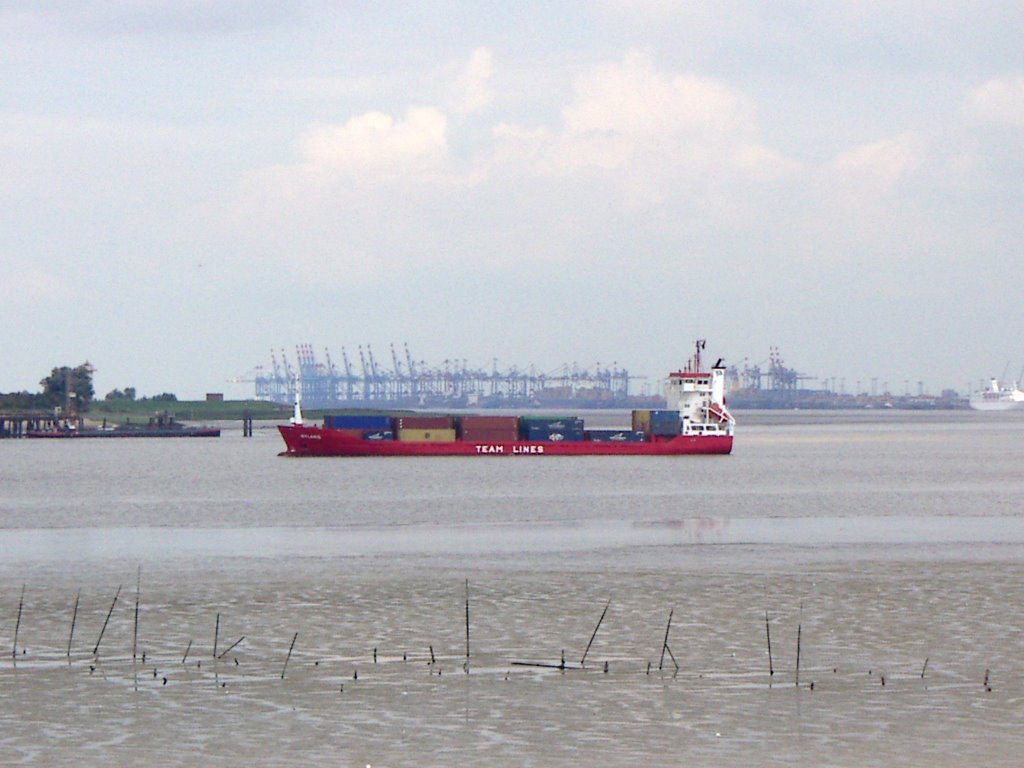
[659,609,674,671]
[921,657,929,679]
[182,639,193,664]
[93,585,122,656]
[664,643,679,673]
[795,604,803,687]
[465,579,471,665]
[132,566,141,661]
[217,636,245,660]
[581,600,611,666]
[281,632,298,679]
[13,584,25,658]
[765,609,774,677]
[68,589,80,658]
[213,613,220,659]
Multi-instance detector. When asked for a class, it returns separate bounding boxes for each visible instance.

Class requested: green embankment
[87,400,293,424]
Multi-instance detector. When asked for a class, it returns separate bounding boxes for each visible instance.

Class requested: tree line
[0,363,176,412]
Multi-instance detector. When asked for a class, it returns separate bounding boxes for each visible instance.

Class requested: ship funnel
[290,376,304,425]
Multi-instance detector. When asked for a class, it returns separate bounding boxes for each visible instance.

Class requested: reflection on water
[1,413,1023,766]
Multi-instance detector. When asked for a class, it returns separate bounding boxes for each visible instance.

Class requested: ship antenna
[290,374,304,425]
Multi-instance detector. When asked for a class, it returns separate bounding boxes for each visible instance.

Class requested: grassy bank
[86,399,292,424]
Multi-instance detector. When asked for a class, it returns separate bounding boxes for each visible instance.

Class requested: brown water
[1,411,1023,766]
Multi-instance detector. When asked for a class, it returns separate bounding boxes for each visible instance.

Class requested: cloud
[830,132,924,192]
[0,264,74,303]
[967,75,1024,126]
[453,47,495,116]
[489,51,795,205]
[293,107,449,181]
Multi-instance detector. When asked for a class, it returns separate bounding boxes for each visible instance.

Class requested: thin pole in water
[282,632,298,679]
[795,602,803,687]
[464,579,470,671]
[213,613,220,659]
[659,609,674,671]
[93,585,122,656]
[581,600,610,667]
[132,565,141,662]
[765,609,774,677]
[68,589,80,659]
[13,584,25,658]
[217,636,245,660]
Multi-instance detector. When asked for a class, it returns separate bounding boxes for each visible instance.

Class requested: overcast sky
[3,1,1022,399]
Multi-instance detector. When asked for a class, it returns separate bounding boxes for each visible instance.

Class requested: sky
[2,1,1022,399]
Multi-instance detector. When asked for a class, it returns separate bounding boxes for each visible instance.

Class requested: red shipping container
[460,428,520,443]
[458,415,519,430]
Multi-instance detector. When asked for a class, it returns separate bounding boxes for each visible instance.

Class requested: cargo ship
[277,342,735,456]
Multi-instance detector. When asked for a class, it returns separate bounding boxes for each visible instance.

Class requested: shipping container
[649,410,681,436]
[394,416,454,430]
[457,415,519,430]
[523,425,585,442]
[396,428,457,443]
[325,414,393,430]
[586,429,646,443]
[362,430,394,441]
[632,410,679,434]
[649,410,680,423]
[460,428,520,443]
[519,416,583,434]
[631,410,651,432]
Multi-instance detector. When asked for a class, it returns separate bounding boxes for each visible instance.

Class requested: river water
[1,410,1023,766]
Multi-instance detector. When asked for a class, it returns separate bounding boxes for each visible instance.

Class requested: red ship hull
[278,424,732,457]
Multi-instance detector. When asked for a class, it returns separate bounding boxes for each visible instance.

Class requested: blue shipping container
[523,425,585,442]
[648,410,680,422]
[519,417,583,431]
[325,414,393,430]
[586,430,646,443]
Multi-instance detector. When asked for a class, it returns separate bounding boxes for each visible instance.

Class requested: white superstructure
[664,340,736,436]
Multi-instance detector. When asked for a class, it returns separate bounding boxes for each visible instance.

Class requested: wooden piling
[581,600,610,667]
[132,566,141,661]
[68,589,80,658]
[281,632,298,679]
[93,585,122,656]
[213,613,220,659]
[765,609,774,677]
[217,636,245,660]
[658,609,674,671]
[13,584,25,658]
[795,619,802,687]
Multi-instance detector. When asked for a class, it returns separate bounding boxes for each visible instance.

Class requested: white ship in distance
[970,377,1024,411]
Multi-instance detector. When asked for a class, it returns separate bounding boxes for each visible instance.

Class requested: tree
[104,387,137,401]
[40,363,95,412]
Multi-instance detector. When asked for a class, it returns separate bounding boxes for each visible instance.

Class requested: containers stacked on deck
[585,429,647,443]
[457,415,519,443]
[393,415,456,443]
[323,414,394,441]
[631,409,681,437]
[519,416,585,442]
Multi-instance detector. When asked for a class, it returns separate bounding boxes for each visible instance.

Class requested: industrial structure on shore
[237,343,968,411]
[236,344,662,410]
